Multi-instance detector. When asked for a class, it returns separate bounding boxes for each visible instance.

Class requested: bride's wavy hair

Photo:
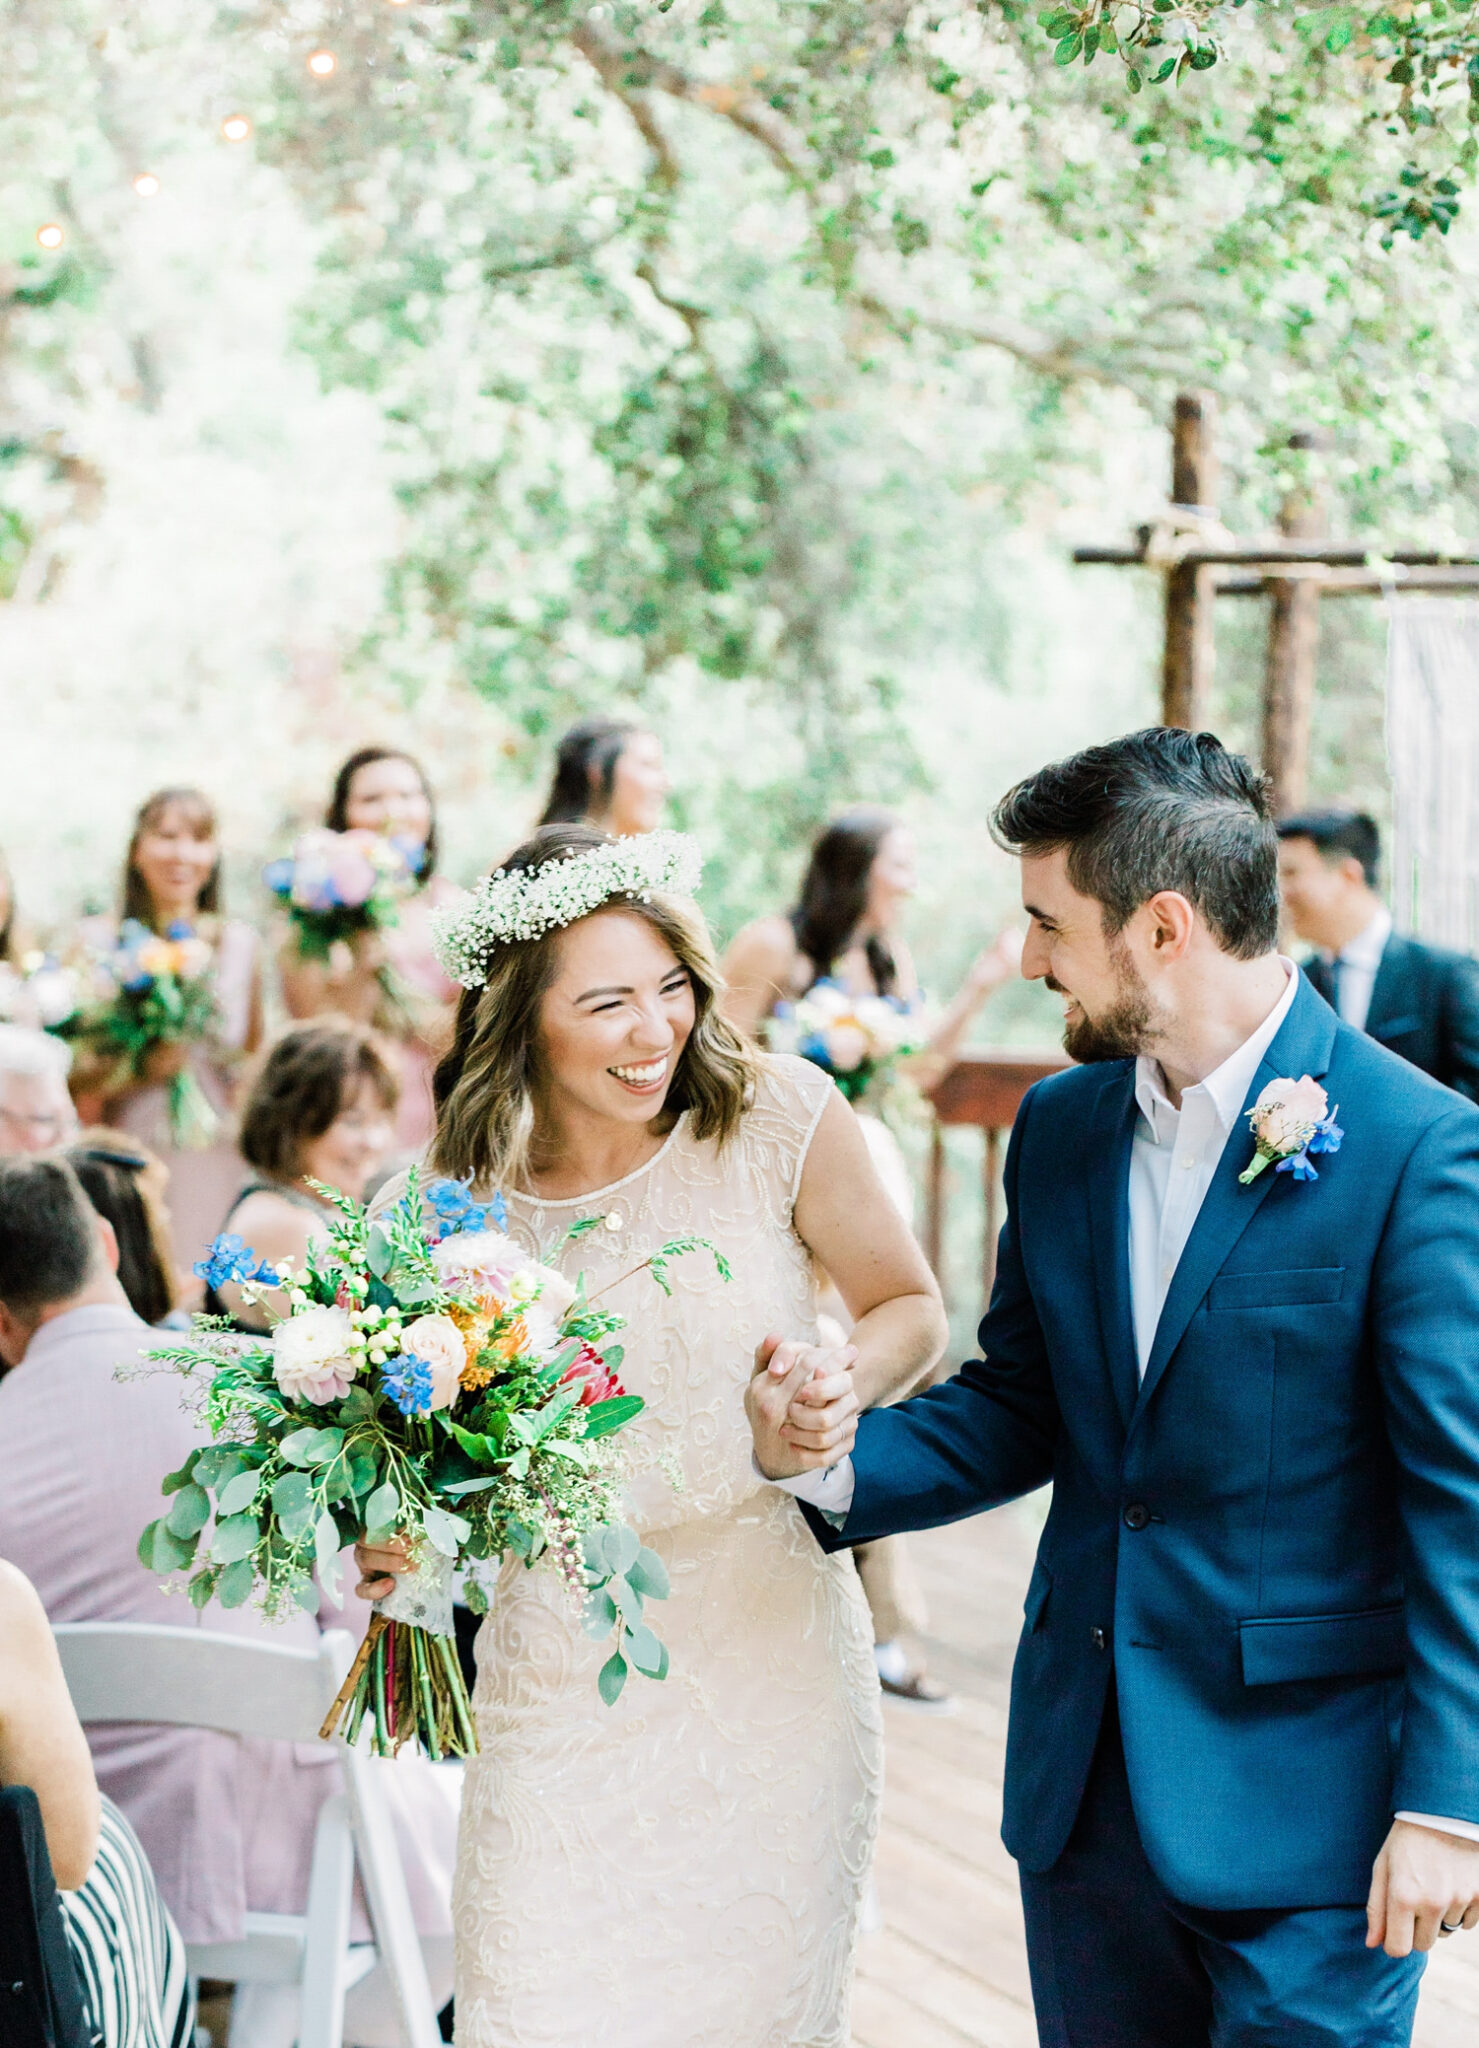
[431,824,757,1192]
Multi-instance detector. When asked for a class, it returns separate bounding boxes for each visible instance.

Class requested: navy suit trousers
[1019,1691,1425,2048]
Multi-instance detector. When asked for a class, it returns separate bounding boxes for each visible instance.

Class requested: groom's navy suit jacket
[816,976,1479,1911]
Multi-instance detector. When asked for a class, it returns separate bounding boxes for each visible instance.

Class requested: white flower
[430,831,703,988]
[272,1305,359,1405]
[1250,1075,1328,1155]
[826,1021,871,1073]
[431,1228,528,1300]
[520,1302,564,1364]
[533,1266,578,1322]
[400,1313,466,1410]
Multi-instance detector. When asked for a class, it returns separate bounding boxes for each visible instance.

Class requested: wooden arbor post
[1261,429,1329,815]
[1162,390,1220,729]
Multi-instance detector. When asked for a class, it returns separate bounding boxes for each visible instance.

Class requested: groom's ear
[1142,890,1197,960]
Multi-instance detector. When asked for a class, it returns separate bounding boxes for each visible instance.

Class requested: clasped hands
[746,1333,860,1482]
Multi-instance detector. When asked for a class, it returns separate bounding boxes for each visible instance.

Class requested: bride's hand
[747,1334,860,1479]
[355,1533,411,1601]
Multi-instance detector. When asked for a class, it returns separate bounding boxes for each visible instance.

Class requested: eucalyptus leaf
[149,1521,197,1573]
[216,1469,262,1517]
[583,1587,619,1636]
[609,1574,644,1622]
[601,1525,641,1577]
[364,1482,400,1540]
[212,1515,261,1564]
[217,1558,256,1609]
[165,1483,211,1538]
[160,1456,197,1496]
[628,1547,670,1602]
[623,1621,666,1677]
[188,1569,217,1610]
[423,1505,470,1557]
[597,1649,628,1706]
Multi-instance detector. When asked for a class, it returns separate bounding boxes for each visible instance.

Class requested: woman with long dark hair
[79,789,263,1277]
[722,806,1019,1707]
[538,716,670,837]
[279,747,460,1152]
[66,1131,180,1329]
[357,822,944,2048]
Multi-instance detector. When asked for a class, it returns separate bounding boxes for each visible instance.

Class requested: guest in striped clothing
[0,1558,192,2048]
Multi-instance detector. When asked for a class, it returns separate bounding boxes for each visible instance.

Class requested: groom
[749,727,1479,2045]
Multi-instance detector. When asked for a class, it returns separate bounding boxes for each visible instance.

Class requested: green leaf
[448,1421,505,1468]
[160,1455,198,1496]
[601,1525,641,1576]
[281,1427,345,1468]
[216,1469,262,1517]
[423,1505,470,1557]
[212,1515,261,1564]
[597,1649,628,1706]
[313,1512,342,1570]
[1054,34,1082,66]
[442,1476,499,1497]
[628,1547,670,1601]
[583,1394,644,1440]
[149,1521,197,1572]
[623,1621,666,1677]
[217,1558,256,1608]
[609,1573,644,1621]
[345,1444,379,1497]
[291,1576,320,1614]
[364,1482,400,1540]
[1127,65,1142,92]
[583,1587,619,1636]
[366,1224,393,1278]
[165,1483,211,1538]
[188,1569,217,1610]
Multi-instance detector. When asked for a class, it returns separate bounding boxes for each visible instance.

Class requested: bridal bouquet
[265,828,424,962]
[64,920,218,1145]
[0,950,81,1032]
[135,1171,726,1758]
[767,978,926,1105]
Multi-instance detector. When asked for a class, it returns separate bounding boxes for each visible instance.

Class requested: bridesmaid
[722,806,1020,1709]
[84,790,263,1278]
[278,747,459,1154]
[538,716,670,837]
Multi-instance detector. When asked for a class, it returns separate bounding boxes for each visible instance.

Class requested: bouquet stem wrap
[319,1554,476,1759]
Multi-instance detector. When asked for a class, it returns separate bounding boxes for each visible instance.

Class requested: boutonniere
[1238,1075,1344,1186]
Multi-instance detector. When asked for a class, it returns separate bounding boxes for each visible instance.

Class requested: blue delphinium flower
[193,1232,279,1290]
[426,1177,507,1235]
[1274,1109,1344,1183]
[381,1352,434,1416]
[165,919,194,941]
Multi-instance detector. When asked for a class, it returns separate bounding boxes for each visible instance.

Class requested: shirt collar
[20,1299,147,1368]
[1134,958,1299,1138]
[1333,904,1392,972]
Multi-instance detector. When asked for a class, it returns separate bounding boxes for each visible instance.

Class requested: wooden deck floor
[852,1498,1479,2047]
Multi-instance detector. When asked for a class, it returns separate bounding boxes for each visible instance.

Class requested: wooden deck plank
[853,1498,1479,2045]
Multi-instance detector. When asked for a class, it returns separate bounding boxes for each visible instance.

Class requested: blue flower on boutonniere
[1238,1075,1344,1186]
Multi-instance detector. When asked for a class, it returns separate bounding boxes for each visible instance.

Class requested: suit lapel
[1128,978,1339,1440]
[1083,1066,1140,1431]
[1364,933,1411,1038]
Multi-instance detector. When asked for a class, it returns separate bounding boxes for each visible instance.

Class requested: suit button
[1123,1502,1151,1531]
[1090,1626,1108,1651]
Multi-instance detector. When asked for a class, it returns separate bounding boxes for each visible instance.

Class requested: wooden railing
[923,1047,1072,1307]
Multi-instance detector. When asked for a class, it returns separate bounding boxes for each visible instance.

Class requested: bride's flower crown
[431,830,704,989]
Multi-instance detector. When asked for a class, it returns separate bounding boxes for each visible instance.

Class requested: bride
[356,823,945,2048]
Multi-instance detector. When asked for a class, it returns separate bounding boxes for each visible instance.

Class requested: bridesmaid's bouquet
[133,1171,727,1759]
[265,828,424,961]
[767,978,926,1104]
[65,920,219,1146]
[0,950,82,1032]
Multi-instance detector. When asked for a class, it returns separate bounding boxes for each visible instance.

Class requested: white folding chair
[54,1622,443,2048]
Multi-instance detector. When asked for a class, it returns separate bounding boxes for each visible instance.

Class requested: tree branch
[570,22,803,183]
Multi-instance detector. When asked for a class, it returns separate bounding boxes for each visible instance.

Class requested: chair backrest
[54,1623,354,1743]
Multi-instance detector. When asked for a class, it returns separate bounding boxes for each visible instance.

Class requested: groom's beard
[1049,949,1154,1064]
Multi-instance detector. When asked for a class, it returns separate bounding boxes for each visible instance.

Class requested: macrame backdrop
[1385,595,1479,951]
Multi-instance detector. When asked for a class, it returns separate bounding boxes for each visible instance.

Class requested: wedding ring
[1440,1920,1463,1935]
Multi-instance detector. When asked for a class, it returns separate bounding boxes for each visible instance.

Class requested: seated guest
[1277,808,1479,1099]
[0,1024,77,1157]
[0,1158,458,2011]
[67,1131,182,1328]
[209,1019,398,1330]
[0,1558,193,2048]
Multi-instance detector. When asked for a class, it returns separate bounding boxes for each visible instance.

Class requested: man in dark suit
[748,729,1479,2046]
[1277,808,1479,1100]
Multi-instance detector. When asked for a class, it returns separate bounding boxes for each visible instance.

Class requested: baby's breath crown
[431,830,704,989]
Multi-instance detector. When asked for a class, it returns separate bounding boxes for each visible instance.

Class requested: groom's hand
[747,1333,860,1480]
[1366,1819,1479,1955]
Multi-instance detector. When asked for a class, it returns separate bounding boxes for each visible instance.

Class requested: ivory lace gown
[456,1054,883,2048]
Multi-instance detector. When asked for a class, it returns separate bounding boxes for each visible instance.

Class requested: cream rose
[532,1266,577,1323]
[827,1021,871,1074]
[271,1304,358,1405]
[1251,1074,1328,1154]
[400,1313,466,1411]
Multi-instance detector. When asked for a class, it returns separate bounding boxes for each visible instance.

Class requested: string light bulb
[306,49,337,76]
[220,113,252,142]
[36,223,64,249]
[133,173,161,197]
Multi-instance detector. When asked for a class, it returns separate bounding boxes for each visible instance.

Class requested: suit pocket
[1239,1604,1405,1686]
[1023,1560,1052,1634]
[1208,1267,1346,1312]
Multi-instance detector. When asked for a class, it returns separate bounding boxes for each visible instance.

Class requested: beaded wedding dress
[453,1054,882,2048]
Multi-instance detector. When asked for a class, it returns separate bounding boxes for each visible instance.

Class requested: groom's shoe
[878,1667,956,1713]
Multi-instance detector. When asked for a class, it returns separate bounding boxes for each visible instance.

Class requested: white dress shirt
[1321,905,1392,1033]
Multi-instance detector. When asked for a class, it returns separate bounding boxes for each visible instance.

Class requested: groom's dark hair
[991,727,1279,959]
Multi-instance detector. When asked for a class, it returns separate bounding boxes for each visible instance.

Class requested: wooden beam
[1261,431,1328,814]
[1161,391,1219,730]
[1075,544,1479,568]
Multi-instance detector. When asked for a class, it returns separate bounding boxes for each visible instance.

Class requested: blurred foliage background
[2,0,1477,1049]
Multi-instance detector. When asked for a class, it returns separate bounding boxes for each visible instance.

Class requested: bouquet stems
[319,1611,478,1759]
[167,1066,220,1149]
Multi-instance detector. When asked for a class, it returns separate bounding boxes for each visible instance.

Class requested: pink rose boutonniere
[1239,1075,1345,1186]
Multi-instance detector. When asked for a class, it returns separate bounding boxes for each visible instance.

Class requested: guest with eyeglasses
[0,1025,78,1159]
[205,1019,399,1331]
